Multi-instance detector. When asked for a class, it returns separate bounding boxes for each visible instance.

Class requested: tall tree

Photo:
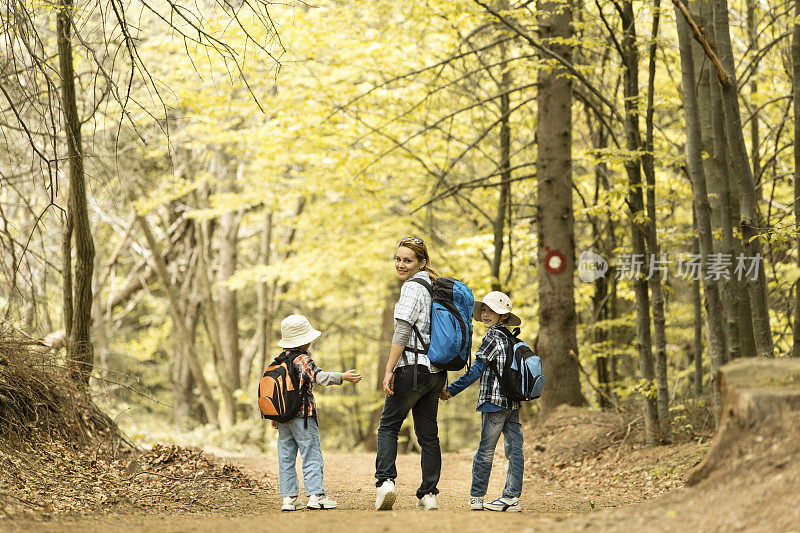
[214,156,244,421]
[137,211,220,427]
[674,0,728,414]
[693,0,753,360]
[490,0,513,292]
[619,0,661,443]
[793,1,800,359]
[491,40,512,292]
[711,0,773,358]
[536,0,585,411]
[58,0,95,386]
[640,0,670,440]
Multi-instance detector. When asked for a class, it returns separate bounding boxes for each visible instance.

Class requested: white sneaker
[469,496,484,510]
[483,496,521,512]
[281,496,304,511]
[307,494,338,510]
[416,493,438,510]
[375,480,396,511]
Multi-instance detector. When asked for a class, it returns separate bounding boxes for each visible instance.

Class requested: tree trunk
[91,255,111,382]
[694,0,755,360]
[793,1,800,359]
[58,0,95,386]
[588,109,613,408]
[619,0,661,444]
[173,336,195,429]
[708,77,744,361]
[675,0,728,415]
[194,214,236,430]
[536,0,584,412]
[593,272,611,408]
[641,0,670,440]
[62,210,73,358]
[215,161,243,421]
[241,209,273,387]
[691,9,722,232]
[492,35,512,292]
[174,276,201,429]
[137,213,220,427]
[746,0,759,184]
[711,0,773,358]
[692,208,704,397]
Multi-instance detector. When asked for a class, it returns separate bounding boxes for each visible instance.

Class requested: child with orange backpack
[258,314,362,511]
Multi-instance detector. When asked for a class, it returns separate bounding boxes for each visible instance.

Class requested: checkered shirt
[393,271,435,370]
[476,326,520,410]
[270,352,323,428]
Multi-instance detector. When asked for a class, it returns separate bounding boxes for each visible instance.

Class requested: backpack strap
[490,326,516,391]
[303,391,309,429]
[282,349,312,426]
[407,277,433,294]
[402,279,432,367]
[403,278,433,389]
[497,325,515,341]
[487,356,503,382]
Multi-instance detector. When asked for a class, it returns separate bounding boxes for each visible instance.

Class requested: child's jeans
[471,408,524,498]
[277,417,325,497]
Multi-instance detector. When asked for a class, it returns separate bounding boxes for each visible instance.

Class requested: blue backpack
[491,326,544,401]
[406,277,475,373]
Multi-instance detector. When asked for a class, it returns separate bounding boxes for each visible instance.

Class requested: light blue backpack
[405,276,475,375]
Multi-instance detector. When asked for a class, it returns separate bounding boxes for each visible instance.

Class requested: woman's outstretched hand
[342,369,362,383]
[383,371,394,396]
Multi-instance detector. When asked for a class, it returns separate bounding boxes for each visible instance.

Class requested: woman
[374,236,446,511]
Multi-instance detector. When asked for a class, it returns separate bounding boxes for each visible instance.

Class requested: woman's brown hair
[398,238,439,281]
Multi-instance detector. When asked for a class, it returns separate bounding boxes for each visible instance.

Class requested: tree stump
[687,357,800,485]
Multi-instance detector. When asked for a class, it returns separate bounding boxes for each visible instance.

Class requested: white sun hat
[473,291,521,327]
[278,314,322,348]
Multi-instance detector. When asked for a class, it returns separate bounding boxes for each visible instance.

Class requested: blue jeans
[277,417,325,497]
[471,409,524,498]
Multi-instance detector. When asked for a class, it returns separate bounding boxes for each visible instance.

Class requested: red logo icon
[545,247,566,274]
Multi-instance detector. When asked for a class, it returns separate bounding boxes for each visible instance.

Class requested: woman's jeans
[277,416,325,497]
[471,408,524,498]
[375,365,446,499]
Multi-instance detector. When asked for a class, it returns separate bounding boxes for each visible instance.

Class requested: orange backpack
[257,351,308,424]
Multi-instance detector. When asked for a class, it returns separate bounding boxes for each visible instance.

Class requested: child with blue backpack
[440,291,524,512]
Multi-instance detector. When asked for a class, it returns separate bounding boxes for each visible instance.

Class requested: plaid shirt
[472,326,520,410]
[394,271,436,371]
[271,352,338,428]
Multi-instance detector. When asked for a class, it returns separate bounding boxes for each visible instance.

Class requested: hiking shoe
[281,496,304,511]
[307,494,338,510]
[469,496,484,510]
[484,496,521,512]
[375,480,396,511]
[416,493,438,510]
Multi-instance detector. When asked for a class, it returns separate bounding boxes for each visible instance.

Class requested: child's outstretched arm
[443,333,499,400]
[314,368,361,386]
[444,359,486,399]
[296,355,358,387]
[341,369,362,383]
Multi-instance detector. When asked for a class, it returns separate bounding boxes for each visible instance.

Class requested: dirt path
[235,449,623,514]
[5,451,662,532]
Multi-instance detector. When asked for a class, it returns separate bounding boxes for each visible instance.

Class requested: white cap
[278,315,322,348]
[473,291,521,326]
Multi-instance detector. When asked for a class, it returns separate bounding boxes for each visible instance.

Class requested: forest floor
[2,405,799,532]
